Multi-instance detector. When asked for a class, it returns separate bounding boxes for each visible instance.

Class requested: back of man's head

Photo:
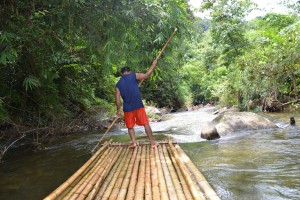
[121,66,131,74]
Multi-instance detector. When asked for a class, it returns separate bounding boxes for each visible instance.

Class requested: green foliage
[0,0,193,129]
[182,0,300,109]
[23,76,41,91]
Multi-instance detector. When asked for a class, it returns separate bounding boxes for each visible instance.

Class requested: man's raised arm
[136,60,158,80]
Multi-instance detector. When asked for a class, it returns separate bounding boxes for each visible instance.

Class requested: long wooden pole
[91,117,119,153]
[139,28,177,86]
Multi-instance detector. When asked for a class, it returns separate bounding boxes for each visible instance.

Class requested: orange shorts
[124,107,149,129]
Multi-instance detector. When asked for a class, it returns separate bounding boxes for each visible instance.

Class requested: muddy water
[0,108,299,200]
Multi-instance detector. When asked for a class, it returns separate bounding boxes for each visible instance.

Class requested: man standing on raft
[115,60,159,148]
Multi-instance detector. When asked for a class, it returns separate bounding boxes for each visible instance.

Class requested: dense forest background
[1,0,299,154]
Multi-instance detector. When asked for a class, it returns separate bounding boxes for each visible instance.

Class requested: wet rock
[201,125,220,140]
[201,112,278,139]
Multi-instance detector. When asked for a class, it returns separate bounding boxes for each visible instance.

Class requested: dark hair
[121,66,131,74]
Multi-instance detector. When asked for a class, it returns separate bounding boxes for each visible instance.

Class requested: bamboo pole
[91,117,119,153]
[174,144,221,200]
[154,144,169,200]
[126,146,142,200]
[101,147,130,200]
[66,143,119,199]
[109,146,134,200]
[43,140,111,200]
[65,144,113,199]
[117,147,139,200]
[158,145,178,200]
[134,145,146,200]
[144,146,152,200]
[162,145,186,200]
[150,145,160,200]
[167,145,193,200]
[168,141,205,200]
[139,28,177,87]
[67,145,117,199]
[86,146,124,200]
[95,146,128,200]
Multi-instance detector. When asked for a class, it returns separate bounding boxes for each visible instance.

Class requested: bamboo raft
[44,140,220,200]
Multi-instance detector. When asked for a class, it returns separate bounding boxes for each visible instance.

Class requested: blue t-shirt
[116,73,144,112]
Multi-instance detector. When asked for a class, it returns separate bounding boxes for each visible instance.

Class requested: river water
[0,108,299,200]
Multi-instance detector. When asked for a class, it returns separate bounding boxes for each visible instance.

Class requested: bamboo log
[158,145,178,200]
[168,142,205,200]
[144,146,152,200]
[70,148,117,199]
[86,146,124,200]
[117,147,139,200]
[162,145,186,200]
[110,146,134,200]
[174,144,220,200]
[126,146,142,200]
[43,140,112,200]
[66,144,116,198]
[101,147,130,200]
[154,145,169,200]
[134,145,146,200]
[167,146,193,200]
[95,146,128,200]
[150,145,160,200]
[64,142,116,199]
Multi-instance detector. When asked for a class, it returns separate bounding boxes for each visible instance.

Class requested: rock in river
[201,112,278,140]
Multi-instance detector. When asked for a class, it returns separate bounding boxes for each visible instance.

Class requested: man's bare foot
[151,143,159,149]
[129,143,137,148]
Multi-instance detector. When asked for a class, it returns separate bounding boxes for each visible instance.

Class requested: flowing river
[0,108,299,200]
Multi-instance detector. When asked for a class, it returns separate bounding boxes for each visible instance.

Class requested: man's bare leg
[144,125,158,148]
[128,128,137,148]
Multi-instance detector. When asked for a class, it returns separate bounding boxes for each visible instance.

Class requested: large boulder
[200,125,220,140]
[201,112,278,140]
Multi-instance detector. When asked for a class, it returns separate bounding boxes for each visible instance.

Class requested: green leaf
[23,76,41,91]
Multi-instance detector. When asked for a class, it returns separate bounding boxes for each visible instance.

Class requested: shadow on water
[0,108,299,200]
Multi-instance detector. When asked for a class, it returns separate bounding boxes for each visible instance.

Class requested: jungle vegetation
[0,0,299,155]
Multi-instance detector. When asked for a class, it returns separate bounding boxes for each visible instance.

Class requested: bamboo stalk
[134,145,146,200]
[68,146,117,199]
[91,117,119,153]
[144,146,152,200]
[154,145,168,200]
[43,140,111,200]
[167,145,193,200]
[126,146,142,200]
[117,147,139,200]
[95,146,128,200]
[162,145,186,200]
[65,144,114,199]
[64,142,114,199]
[86,146,124,200]
[168,142,205,200]
[139,28,177,86]
[174,144,220,200]
[109,146,134,200]
[109,141,178,147]
[101,147,130,200]
[158,145,178,200]
[150,145,160,200]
